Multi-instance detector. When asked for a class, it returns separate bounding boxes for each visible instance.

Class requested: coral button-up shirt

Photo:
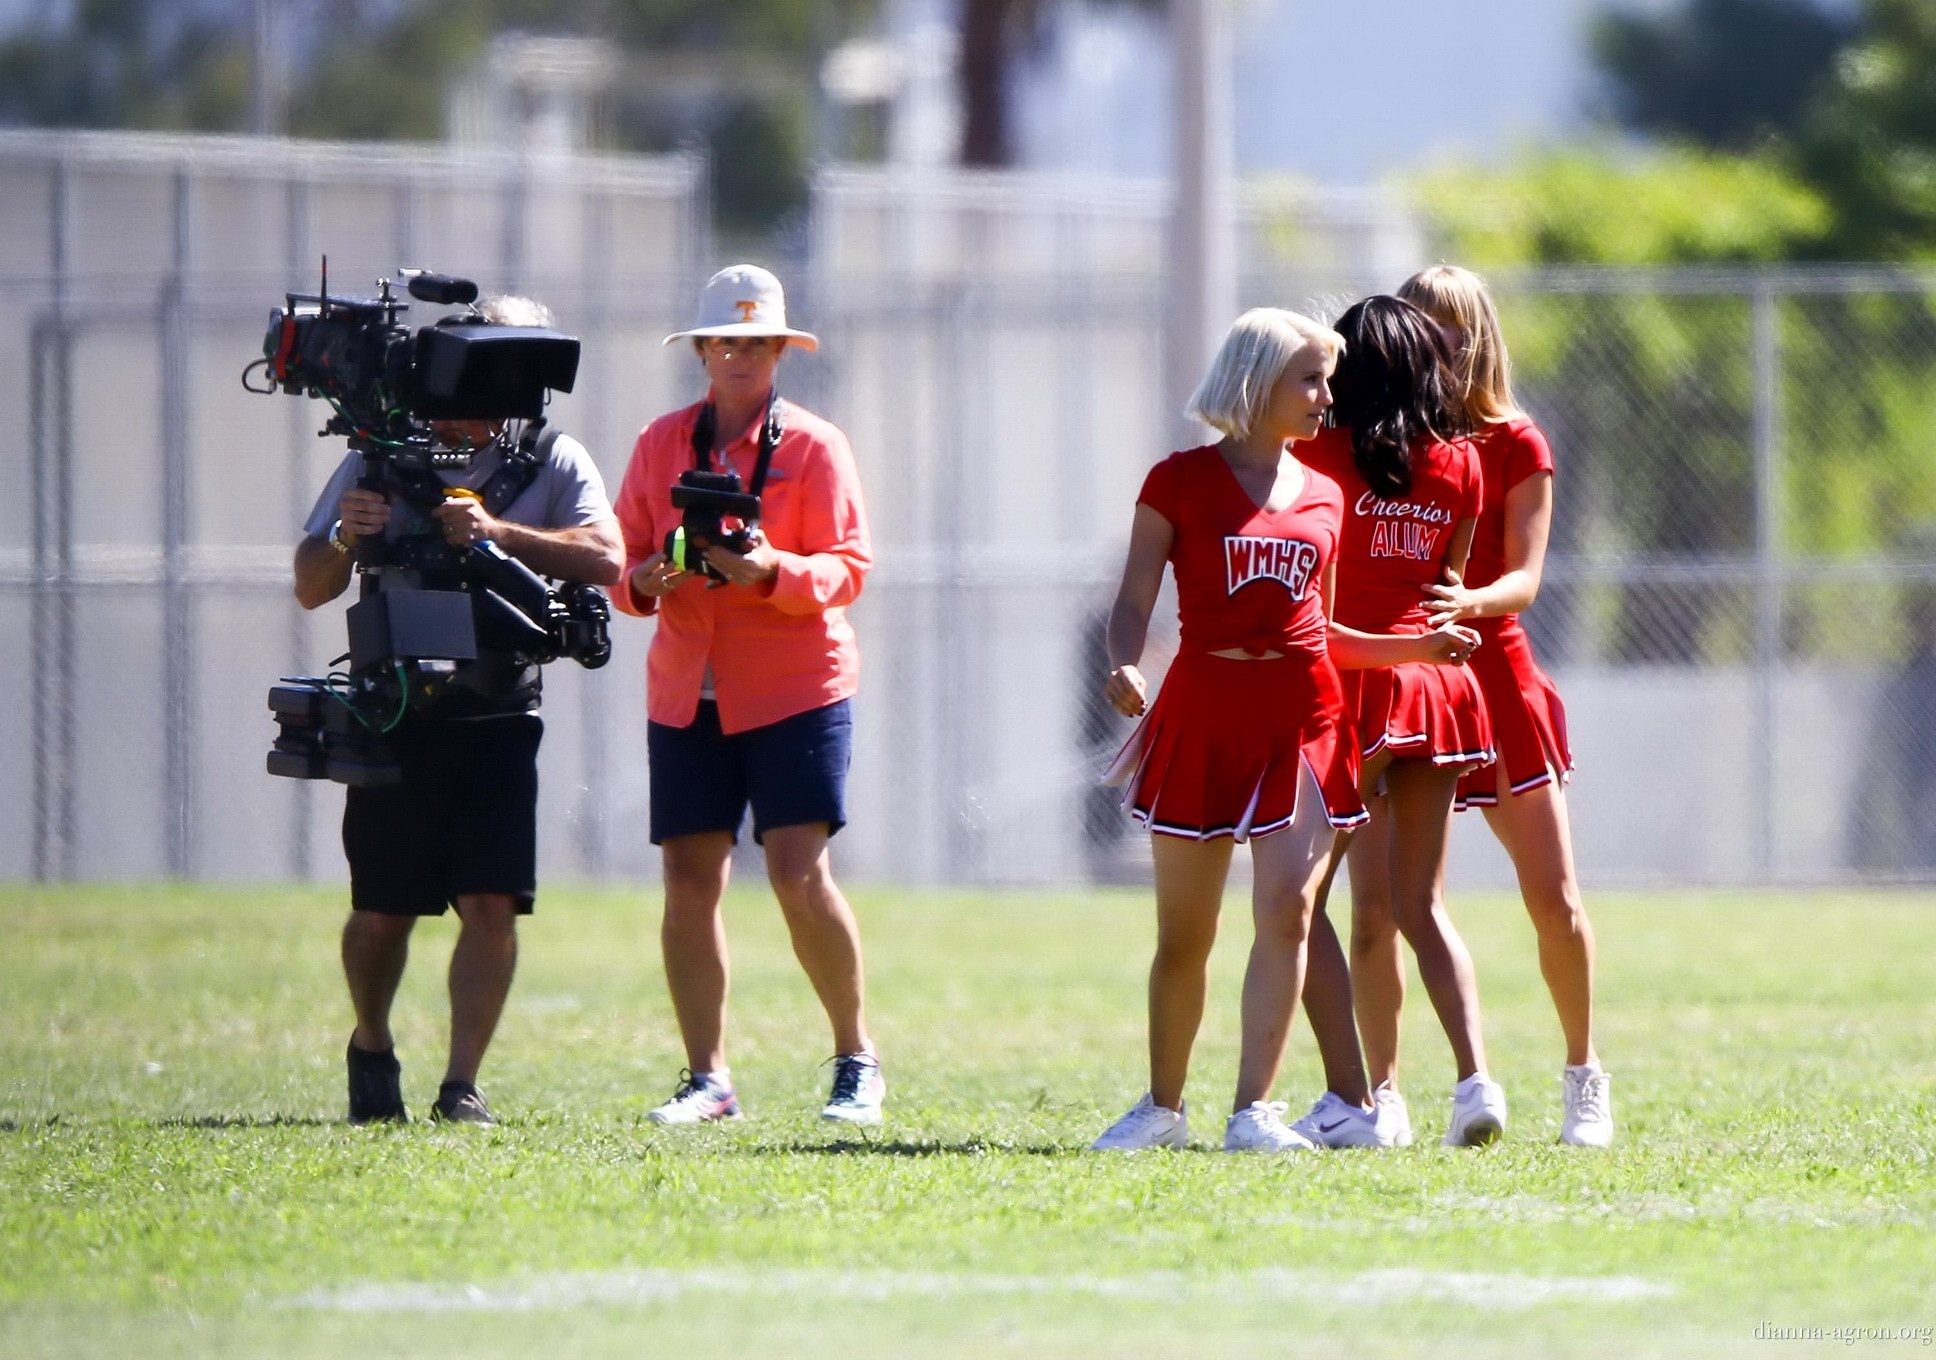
[612,397,871,735]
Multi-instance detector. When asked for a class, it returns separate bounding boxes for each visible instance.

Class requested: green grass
[3,883,1933,1358]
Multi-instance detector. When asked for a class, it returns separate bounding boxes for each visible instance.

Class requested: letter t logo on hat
[663,265,820,353]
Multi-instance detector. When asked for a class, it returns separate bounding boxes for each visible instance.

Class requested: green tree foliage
[1591,0,1854,152]
[0,0,874,238]
[287,6,495,142]
[1416,147,1832,268]
[1416,146,1936,662]
[0,0,253,131]
[1592,0,1936,261]
[1410,0,1936,664]
[1794,0,1936,261]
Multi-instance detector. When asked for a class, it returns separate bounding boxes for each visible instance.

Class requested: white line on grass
[281,1267,1672,1314]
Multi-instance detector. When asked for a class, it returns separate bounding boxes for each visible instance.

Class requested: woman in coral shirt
[613,265,883,1128]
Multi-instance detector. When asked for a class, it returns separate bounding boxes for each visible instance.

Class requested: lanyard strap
[691,391,785,497]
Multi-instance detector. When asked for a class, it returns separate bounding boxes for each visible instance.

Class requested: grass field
[3,882,1933,1358]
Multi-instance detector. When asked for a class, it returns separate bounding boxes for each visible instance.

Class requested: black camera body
[665,469,763,582]
[663,393,786,585]
[250,265,609,787]
[255,266,580,469]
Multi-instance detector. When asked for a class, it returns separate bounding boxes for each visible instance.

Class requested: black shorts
[343,714,543,916]
[648,699,852,845]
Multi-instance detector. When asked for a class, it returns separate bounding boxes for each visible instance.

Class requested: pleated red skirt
[1105,652,1367,842]
[1455,620,1572,809]
[1341,656,1495,770]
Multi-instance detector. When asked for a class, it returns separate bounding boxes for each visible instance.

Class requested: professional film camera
[244,263,611,786]
[663,393,784,584]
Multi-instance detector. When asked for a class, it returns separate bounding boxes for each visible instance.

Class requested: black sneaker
[346,1040,407,1124]
[432,1080,497,1126]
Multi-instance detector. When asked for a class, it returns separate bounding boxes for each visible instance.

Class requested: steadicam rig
[251,264,609,787]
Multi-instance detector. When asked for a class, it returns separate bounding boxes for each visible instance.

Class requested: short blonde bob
[1185,307,1344,439]
[1396,265,1523,425]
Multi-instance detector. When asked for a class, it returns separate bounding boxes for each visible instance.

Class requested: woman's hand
[1104,664,1149,718]
[1418,623,1482,665]
[703,535,781,588]
[1424,567,1481,628]
[629,552,685,599]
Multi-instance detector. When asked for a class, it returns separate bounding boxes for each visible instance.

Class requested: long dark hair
[1329,295,1466,498]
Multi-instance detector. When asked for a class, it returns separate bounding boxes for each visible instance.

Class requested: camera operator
[613,265,882,1125]
[292,294,623,1126]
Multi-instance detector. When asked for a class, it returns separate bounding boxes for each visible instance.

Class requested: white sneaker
[1560,1064,1613,1147]
[1289,1091,1393,1148]
[821,1052,886,1125]
[1092,1093,1188,1151]
[1444,1073,1508,1147]
[1372,1081,1415,1148]
[1223,1100,1317,1153]
[646,1069,743,1125]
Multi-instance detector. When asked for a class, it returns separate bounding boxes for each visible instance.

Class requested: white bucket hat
[663,263,819,352]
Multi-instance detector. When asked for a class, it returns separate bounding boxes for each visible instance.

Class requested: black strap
[690,392,785,498]
[481,419,556,518]
[748,394,785,499]
[365,422,552,520]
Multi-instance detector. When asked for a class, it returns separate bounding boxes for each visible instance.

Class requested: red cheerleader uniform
[1451,417,1573,808]
[1105,446,1367,841]
[1298,425,1495,769]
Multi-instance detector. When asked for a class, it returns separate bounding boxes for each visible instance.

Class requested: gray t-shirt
[303,430,612,541]
[302,428,615,716]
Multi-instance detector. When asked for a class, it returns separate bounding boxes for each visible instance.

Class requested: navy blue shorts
[647,699,853,845]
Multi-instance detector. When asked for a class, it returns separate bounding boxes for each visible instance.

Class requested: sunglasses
[700,336,785,357]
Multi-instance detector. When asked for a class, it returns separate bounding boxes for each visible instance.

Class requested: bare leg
[1348,767,1406,1089]
[446,893,519,1085]
[762,822,871,1057]
[1485,781,1598,1067]
[1236,765,1352,1110]
[660,832,735,1073]
[342,911,414,1053]
[1299,832,1372,1105]
[1385,760,1487,1080]
[1146,835,1231,1112]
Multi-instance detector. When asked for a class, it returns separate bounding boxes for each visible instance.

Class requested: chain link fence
[4,137,1934,886]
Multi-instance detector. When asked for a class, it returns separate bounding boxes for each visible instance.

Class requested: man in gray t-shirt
[293,294,623,1127]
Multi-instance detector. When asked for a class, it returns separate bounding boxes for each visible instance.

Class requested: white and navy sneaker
[1444,1073,1508,1147]
[1560,1064,1613,1147]
[1223,1100,1317,1153]
[1373,1081,1415,1147]
[1289,1090,1393,1148]
[1091,1093,1188,1151]
[646,1069,743,1125]
[820,1052,886,1125]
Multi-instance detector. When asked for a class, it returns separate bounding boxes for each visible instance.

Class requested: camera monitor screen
[414,324,580,420]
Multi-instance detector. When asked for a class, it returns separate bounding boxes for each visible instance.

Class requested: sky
[1017,0,1620,185]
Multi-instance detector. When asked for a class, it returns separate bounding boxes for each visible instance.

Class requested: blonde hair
[1186,308,1344,439]
[1396,265,1523,425]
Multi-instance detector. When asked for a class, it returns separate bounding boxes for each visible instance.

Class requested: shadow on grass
[731,1138,1214,1159]
[152,1115,339,1130]
[0,1114,341,1132]
[0,1116,63,1132]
